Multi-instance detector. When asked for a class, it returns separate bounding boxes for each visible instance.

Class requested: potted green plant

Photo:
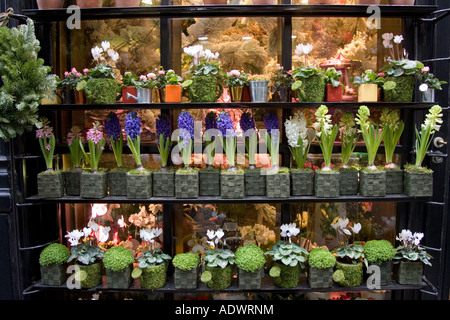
[393,229,432,285]
[269,64,293,102]
[355,106,387,197]
[155,67,167,102]
[418,66,447,103]
[79,121,107,199]
[338,112,359,195]
[324,67,343,102]
[172,252,201,289]
[331,218,364,287]
[64,126,84,196]
[353,69,384,102]
[313,105,340,198]
[103,246,134,289]
[404,105,443,197]
[235,243,266,290]
[363,240,396,286]
[153,114,175,197]
[121,71,138,103]
[57,68,84,104]
[226,70,249,102]
[200,111,221,196]
[200,229,235,290]
[248,74,270,102]
[307,247,336,289]
[36,118,64,198]
[39,243,70,286]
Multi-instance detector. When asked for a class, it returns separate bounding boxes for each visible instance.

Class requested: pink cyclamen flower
[422,66,430,73]
[139,75,147,81]
[147,73,156,80]
[287,70,292,75]
[64,71,69,77]
[158,70,165,75]
[229,70,240,77]
[83,68,89,73]
[71,67,78,74]
[378,72,385,77]
[75,72,81,77]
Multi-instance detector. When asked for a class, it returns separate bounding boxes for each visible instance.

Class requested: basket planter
[404,170,433,197]
[249,80,269,102]
[105,265,132,289]
[126,172,152,199]
[175,171,199,199]
[335,261,363,287]
[40,263,67,286]
[266,172,290,198]
[238,268,262,290]
[229,86,243,102]
[386,169,404,194]
[357,83,378,102]
[396,261,423,286]
[108,169,128,196]
[359,170,386,197]
[272,262,301,289]
[199,169,221,196]
[139,264,167,289]
[63,170,81,196]
[174,267,198,289]
[80,171,108,199]
[204,265,234,290]
[383,75,415,102]
[308,266,333,289]
[76,262,102,288]
[314,171,340,198]
[244,169,266,196]
[366,260,392,286]
[152,170,175,197]
[220,171,245,199]
[37,171,64,198]
[290,169,314,196]
[339,169,359,195]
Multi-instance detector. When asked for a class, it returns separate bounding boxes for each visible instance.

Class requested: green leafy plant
[132,73,157,89]
[39,243,70,266]
[314,105,339,171]
[363,240,396,267]
[172,252,200,271]
[380,108,404,168]
[135,249,172,269]
[65,226,105,266]
[393,229,432,266]
[269,65,293,88]
[235,243,266,272]
[418,67,447,91]
[308,247,336,269]
[382,58,424,78]
[339,112,358,168]
[57,68,85,90]
[331,218,364,264]
[324,67,343,88]
[122,71,138,87]
[226,70,249,87]
[67,126,84,170]
[165,69,183,85]
[202,228,235,269]
[266,241,309,269]
[353,70,385,86]
[103,246,134,272]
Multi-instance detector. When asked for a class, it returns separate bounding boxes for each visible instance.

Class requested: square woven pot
[126,172,152,199]
[359,170,386,197]
[108,170,128,196]
[174,267,198,289]
[238,268,262,290]
[221,172,245,199]
[105,265,132,289]
[339,169,359,195]
[386,169,404,194]
[290,169,314,196]
[175,171,199,199]
[199,169,221,196]
[314,171,340,198]
[396,261,423,286]
[244,169,266,196]
[404,171,433,197]
[308,266,334,289]
[367,260,392,286]
[266,172,290,198]
[37,172,64,198]
[40,263,67,286]
[153,170,175,197]
[80,172,107,199]
[63,170,81,196]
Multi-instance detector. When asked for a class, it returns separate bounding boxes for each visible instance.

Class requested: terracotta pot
[326,84,342,102]
[122,86,137,103]
[355,0,381,4]
[76,0,103,7]
[389,0,415,5]
[204,0,227,4]
[36,0,64,9]
[115,0,141,6]
[165,84,182,102]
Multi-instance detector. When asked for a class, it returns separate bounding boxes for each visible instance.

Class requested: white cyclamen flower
[65,229,84,246]
[382,33,394,49]
[419,83,429,92]
[302,43,313,55]
[97,226,110,243]
[394,35,404,44]
[101,41,110,52]
[91,46,103,62]
[107,48,119,62]
[350,223,362,235]
[82,227,92,238]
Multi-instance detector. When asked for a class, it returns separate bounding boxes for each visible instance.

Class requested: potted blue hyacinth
[175,111,199,199]
[125,112,152,199]
[218,111,244,199]
[153,114,175,197]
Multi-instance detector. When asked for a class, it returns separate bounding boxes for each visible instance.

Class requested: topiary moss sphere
[103,246,134,272]
[39,243,70,266]
[363,240,396,264]
[308,248,336,269]
[235,244,266,272]
[172,252,200,271]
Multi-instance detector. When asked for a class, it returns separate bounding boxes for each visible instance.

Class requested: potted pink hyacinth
[64,125,84,196]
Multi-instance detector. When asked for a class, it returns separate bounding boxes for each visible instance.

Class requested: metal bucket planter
[38,171,65,198]
[40,263,67,286]
[314,171,340,198]
[404,170,433,197]
[386,169,404,194]
[220,171,245,199]
[174,267,198,289]
[139,264,167,289]
[308,266,333,289]
[395,261,423,286]
[126,87,152,103]
[80,171,108,199]
[152,169,175,197]
[272,262,301,289]
[122,86,137,103]
[108,169,128,196]
[334,261,363,287]
[359,170,386,197]
[64,170,81,196]
[175,170,199,199]
[238,268,262,290]
[199,169,220,196]
[105,265,132,289]
[366,260,392,286]
[126,171,152,199]
[339,169,359,195]
[244,168,266,196]
[75,262,102,288]
[383,75,415,102]
[204,265,234,290]
[266,172,290,198]
[249,80,269,102]
[290,169,314,196]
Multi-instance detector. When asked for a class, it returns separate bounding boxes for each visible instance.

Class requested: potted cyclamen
[164,69,183,102]
[129,73,156,103]
[418,66,447,103]
[404,105,443,197]
[393,229,432,286]
[324,67,343,102]
[64,126,84,196]
[380,108,405,194]
[125,112,152,199]
[57,68,84,104]
[313,105,340,198]
[105,112,127,196]
[248,74,270,102]
[269,64,293,102]
[153,114,175,197]
[226,70,249,102]
[356,106,387,197]
[363,240,396,286]
[36,118,64,198]
[264,112,290,198]
[175,111,199,199]
[353,70,384,102]
[218,111,245,199]
[241,112,265,196]
[103,246,134,289]
[121,71,138,103]
[285,110,314,196]
[199,112,221,196]
[39,243,70,286]
[338,112,359,195]
[235,243,266,290]
[307,247,336,289]
[172,252,201,289]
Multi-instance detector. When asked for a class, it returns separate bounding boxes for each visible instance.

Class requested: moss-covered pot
[126,171,152,199]
[339,169,359,195]
[404,170,433,197]
[188,76,223,102]
[152,169,175,197]
[383,75,415,102]
[204,265,234,290]
[139,264,167,289]
[266,172,290,198]
[395,261,424,286]
[314,170,340,198]
[84,78,119,104]
[221,171,245,199]
[296,75,325,102]
[199,169,221,196]
[174,267,198,289]
[105,265,132,289]
[290,169,314,196]
[335,261,363,287]
[359,170,386,197]
[272,262,301,288]
[238,268,262,290]
[40,263,67,286]
[307,266,334,289]
[76,262,102,288]
[244,168,266,196]
[63,170,81,196]
[38,171,64,198]
[108,169,127,196]
[175,170,199,198]
[386,168,403,194]
[80,171,107,199]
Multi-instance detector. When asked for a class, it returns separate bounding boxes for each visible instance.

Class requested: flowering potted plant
[353,69,384,102]
[64,126,84,196]
[79,121,107,198]
[218,111,244,199]
[200,228,235,290]
[175,111,199,198]
[164,69,183,102]
[39,243,70,286]
[182,45,223,102]
[124,112,152,199]
[103,246,134,289]
[248,74,270,102]
[307,247,336,289]
[324,67,343,102]
[225,70,249,102]
[355,106,387,197]
[363,240,396,286]
[418,66,447,102]
[338,112,359,195]
[269,64,293,102]
[153,114,175,197]
[172,252,201,289]
[235,243,266,290]
[285,110,314,196]
[121,71,138,103]
[380,108,405,194]
[313,105,340,198]
[56,67,85,104]
[404,105,443,197]
[36,118,64,198]
[128,73,156,103]
[393,229,432,285]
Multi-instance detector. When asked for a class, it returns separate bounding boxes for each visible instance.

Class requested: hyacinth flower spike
[414,105,443,168]
[313,105,339,171]
[380,108,404,169]
[67,125,84,171]
[217,111,237,172]
[285,110,312,169]
[339,112,359,169]
[124,112,143,170]
[240,112,257,169]
[177,111,195,169]
[36,117,56,172]
[104,112,123,168]
[264,112,280,170]
[156,114,172,170]
[79,121,106,173]
[204,111,218,169]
